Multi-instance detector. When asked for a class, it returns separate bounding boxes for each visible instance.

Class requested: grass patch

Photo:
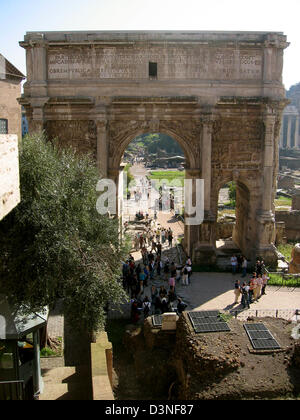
[268,273,300,287]
[148,170,185,189]
[40,337,63,358]
[219,313,233,322]
[277,243,296,261]
[149,170,185,178]
[275,195,292,207]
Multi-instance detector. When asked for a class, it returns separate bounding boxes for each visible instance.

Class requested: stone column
[183,168,201,258]
[295,116,299,149]
[287,116,292,148]
[185,114,217,266]
[28,98,48,134]
[30,37,48,98]
[107,167,122,218]
[201,118,213,213]
[96,120,108,178]
[279,122,284,149]
[256,110,277,266]
[91,103,109,178]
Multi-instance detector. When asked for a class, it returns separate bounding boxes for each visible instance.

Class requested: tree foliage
[228,181,236,207]
[0,133,128,332]
[128,133,184,156]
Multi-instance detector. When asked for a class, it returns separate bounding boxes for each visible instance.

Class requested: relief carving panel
[45,120,97,159]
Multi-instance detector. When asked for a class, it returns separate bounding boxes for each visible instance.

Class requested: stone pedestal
[161,313,178,331]
[255,211,278,267]
[189,214,217,266]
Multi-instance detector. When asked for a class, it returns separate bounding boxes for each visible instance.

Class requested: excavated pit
[109,315,300,400]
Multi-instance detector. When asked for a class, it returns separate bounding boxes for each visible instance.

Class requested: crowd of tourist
[122,245,191,323]
[232,257,269,308]
[133,225,174,252]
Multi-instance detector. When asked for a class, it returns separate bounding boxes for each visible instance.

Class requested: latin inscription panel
[48,46,263,81]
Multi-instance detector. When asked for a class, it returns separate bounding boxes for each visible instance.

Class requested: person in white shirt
[241,256,248,278]
[231,255,238,274]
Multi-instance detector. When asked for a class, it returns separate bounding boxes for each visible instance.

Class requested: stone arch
[108,121,199,170]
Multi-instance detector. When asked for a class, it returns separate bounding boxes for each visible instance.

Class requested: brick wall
[0,134,20,220]
[0,79,22,140]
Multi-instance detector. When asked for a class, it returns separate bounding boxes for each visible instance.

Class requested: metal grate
[244,323,281,350]
[188,311,230,333]
[152,315,163,327]
[189,310,220,319]
[193,322,231,333]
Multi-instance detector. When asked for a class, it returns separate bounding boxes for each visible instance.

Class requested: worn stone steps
[39,383,90,401]
[40,365,91,400]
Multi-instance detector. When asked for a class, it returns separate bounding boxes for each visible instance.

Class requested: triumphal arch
[19,31,289,266]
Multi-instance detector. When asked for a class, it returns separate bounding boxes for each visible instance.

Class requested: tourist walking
[168,229,173,248]
[252,274,259,302]
[241,256,248,278]
[177,298,187,315]
[182,266,189,286]
[169,274,176,290]
[241,282,250,309]
[142,296,151,318]
[234,280,241,304]
[176,264,182,283]
[161,229,166,245]
[262,273,269,295]
[249,274,256,303]
[164,260,170,282]
[257,274,263,299]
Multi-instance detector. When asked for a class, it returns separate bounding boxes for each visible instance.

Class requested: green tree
[228,181,236,207]
[0,133,128,333]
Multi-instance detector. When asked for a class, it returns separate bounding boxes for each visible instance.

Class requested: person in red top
[249,273,257,303]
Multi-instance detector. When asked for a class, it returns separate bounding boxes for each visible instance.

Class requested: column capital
[95,119,108,131]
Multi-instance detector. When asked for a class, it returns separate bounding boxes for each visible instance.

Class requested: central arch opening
[119,132,187,255]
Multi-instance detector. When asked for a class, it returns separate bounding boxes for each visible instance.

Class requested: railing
[0,380,25,401]
[229,308,300,321]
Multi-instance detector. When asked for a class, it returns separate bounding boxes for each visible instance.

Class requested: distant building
[279,105,300,149]
[279,83,300,150]
[0,53,25,140]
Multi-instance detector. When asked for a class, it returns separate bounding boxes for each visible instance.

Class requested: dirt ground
[107,316,300,400]
[176,315,300,400]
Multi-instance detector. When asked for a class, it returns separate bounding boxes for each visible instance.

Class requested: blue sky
[0,0,299,89]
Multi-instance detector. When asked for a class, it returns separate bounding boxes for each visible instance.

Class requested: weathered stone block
[0,134,20,220]
[162,312,178,331]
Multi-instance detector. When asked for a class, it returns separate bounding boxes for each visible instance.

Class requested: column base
[255,244,278,269]
[192,244,217,266]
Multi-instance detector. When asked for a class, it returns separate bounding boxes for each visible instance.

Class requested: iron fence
[228,308,300,321]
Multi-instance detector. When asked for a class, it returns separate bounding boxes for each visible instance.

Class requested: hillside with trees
[124,133,184,166]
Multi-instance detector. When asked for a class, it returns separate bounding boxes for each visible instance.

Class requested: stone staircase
[216,239,241,271]
[39,365,92,400]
